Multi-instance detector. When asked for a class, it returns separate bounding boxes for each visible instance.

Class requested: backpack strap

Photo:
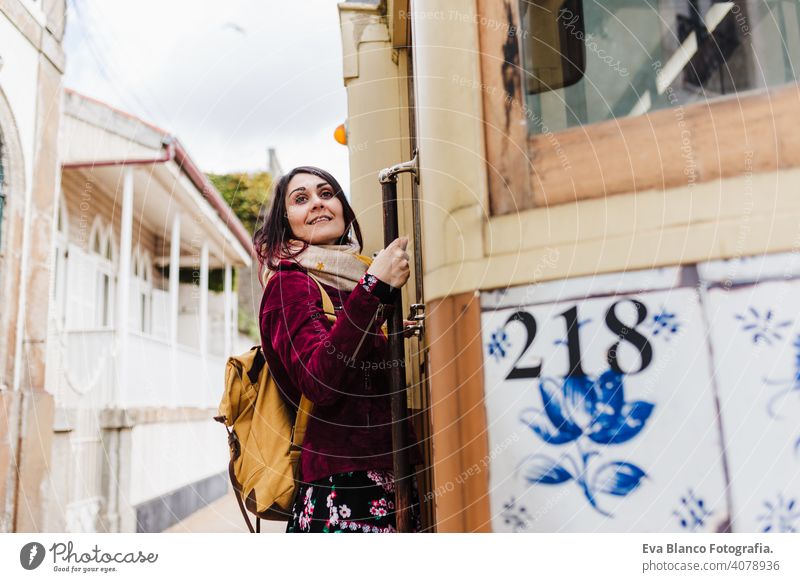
[290,396,313,454]
[288,273,336,460]
[307,272,336,319]
[355,254,373,268]
[247,348,267,385]
[229,460,257,533]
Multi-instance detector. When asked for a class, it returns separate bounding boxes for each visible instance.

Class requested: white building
[0,0,66,533]
[44,90,252,532]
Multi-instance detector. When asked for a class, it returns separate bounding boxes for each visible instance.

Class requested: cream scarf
[280,239,372,291]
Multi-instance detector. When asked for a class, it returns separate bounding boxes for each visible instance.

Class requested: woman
[254,166,423,533]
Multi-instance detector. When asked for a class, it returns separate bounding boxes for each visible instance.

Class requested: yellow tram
[336,0,800,532]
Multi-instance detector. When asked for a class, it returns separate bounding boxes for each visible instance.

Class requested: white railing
[124,331,174,408]
[55,329,117,409]
[60,329,226,410]
[173,345,226,409]
[125,331,225,409]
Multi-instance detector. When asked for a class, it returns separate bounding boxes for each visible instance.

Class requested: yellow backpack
[215,274,335,532]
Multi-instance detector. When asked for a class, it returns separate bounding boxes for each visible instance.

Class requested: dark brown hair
[253,166,363,275]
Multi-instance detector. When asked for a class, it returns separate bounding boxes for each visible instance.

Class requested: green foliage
[238,307,260,341]
[158,266,236,293]
[207,171,273,236]
[203,171,271,343]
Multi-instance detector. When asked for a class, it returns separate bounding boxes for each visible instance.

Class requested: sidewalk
[164,487,287,533]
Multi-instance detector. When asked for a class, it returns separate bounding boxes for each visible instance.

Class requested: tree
[206,171,273,339]
[207,171,273,236]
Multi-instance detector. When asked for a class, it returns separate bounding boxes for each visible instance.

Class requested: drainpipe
[61,139,176,169]
[62,138,254,259]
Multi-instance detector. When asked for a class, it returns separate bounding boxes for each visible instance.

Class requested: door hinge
[404,303,425,338]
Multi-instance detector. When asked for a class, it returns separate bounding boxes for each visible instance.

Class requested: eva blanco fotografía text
[643,542,772,557]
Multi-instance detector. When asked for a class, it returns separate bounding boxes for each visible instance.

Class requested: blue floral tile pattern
[734,307,792,346]
[757,494,799,533]
[761,334,800,457]
[647,307,680,340]
[487,328,511,361]
[517,370,653,516]
[673,489,712,531]
[501,496,530,532]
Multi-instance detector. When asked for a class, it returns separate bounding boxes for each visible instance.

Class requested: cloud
[64,0,350,182]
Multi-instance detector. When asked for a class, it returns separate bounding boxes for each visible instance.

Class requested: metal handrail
[378,150,418,532]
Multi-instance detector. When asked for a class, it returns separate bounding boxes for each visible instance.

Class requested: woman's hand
[367,236,410,288]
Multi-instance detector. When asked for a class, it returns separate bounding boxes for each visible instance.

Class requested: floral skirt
[285,469,422,533]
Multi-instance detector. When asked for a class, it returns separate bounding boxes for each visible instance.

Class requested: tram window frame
[476,0,800,214]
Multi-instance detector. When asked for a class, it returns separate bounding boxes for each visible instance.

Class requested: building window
[131,248,153,334]
[88,219,116,329]
[520,0,800,134]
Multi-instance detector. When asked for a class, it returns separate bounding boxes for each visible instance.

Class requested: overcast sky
[63,0,351,188]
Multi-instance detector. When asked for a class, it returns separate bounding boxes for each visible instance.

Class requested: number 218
[502,299,653,380]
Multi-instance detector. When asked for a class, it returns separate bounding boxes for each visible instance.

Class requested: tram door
[400,21,436,533]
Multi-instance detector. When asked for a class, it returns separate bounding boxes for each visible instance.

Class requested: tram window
[521,0,587,94]
[519,0,800,134]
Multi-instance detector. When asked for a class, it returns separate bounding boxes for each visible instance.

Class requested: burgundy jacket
[259,260,422,484]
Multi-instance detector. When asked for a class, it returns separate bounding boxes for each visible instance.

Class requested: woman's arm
[260,268,392,406]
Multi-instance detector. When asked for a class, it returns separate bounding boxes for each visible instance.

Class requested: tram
[336,0,800,532]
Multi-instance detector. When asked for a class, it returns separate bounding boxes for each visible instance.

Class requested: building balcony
[52,326,227,410]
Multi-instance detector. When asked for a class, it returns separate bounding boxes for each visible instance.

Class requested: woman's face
[285,173,346,245]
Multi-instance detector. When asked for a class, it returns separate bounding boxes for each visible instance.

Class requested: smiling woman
[254,166,362,276]
[284,173,347,246]
[252,166,422,533]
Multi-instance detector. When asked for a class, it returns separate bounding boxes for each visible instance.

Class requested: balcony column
[169,213,181,347]
[199,243,209,358]
[223,263,232,356]
[168,213,182,407]
[231,282,238,353]
[116,167,135,405]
